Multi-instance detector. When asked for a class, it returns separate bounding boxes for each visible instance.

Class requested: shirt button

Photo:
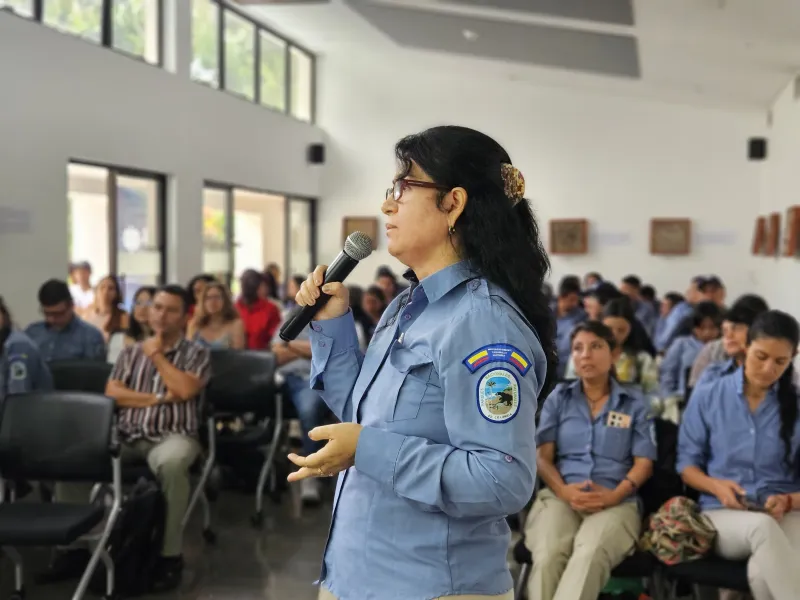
[404,314,411,320]
[470,280,480,291]
[504,455,513,463]
[320,342,326,347]
[312,324,321,332]
[750,429,755,434]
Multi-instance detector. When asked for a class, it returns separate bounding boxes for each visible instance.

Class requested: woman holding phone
[678,310,800,600]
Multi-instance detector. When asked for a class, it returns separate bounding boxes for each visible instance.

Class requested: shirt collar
[732,364,779,396]
[566,377,630,406]
[402,261,475,305]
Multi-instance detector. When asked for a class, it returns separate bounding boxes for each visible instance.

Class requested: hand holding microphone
[279,231,373,341]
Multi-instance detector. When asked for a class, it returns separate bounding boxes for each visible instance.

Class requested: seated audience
[265,262,283,299]
[583,271,602,290]
[283,275,305,313]
[83,275,129,343]
[374,265,404,301]
[653,292,684,349]
[620,275,658,339]
[655,275,706,353]
[689,294,769,389]
[582,281,623,321]
[525,321,655,600]
[659,301,722,399]
[554,276,587,379]
[25,279,106,361]
[107,285,156,363]
[0,295,52,397]
[568,298,659,394]
[68,261,94,314]
[360,285,386,342]
[640,284,659,314]
[236,269,281,349]
[271,315,326,505]
[187,281,244,350]
[678,310,800,600]
[185,274,216,319]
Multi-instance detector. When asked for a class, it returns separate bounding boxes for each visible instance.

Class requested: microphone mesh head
[344,231,374,261]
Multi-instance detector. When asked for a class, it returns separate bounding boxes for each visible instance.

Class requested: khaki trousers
[57,434,200,557]
[524,488,640,600]
[318,586,513,600]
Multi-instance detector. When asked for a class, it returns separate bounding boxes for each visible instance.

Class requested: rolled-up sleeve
[308,310,363,423]
[355,304,541,518]
[535,386,563,446]
[676,386,710,474]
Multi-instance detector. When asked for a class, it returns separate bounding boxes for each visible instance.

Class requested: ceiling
[245,0,800,111]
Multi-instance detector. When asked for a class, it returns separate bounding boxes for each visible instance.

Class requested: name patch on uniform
[477,368,520,423]
[463,344,531,375]
[9,360,27,381]
[607,411,631,429]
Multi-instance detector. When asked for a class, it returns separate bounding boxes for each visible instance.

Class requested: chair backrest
[49,360,113,394]
[206,350,277,414]
[639,418,684,516]
[0,392,115,482]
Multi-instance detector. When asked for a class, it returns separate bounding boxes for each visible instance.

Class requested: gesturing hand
[287,423,363,482]
[711,480,746,510]
[141,334,163,358]
[765,495,791,521]
[295,265,350,322]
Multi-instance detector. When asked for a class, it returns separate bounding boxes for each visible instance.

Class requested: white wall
[754,81,800,319]
[316,54,766,301]
[0,5,324,324]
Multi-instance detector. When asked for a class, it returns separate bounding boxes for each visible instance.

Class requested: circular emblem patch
[477,368,520,423]
[9,360,27,381]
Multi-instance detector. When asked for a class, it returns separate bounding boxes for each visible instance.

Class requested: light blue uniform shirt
[634,300,658,340]
[677,367,800,509]
[537,379,656,496]
[659,335,704,398]
[694,357,738,389]
[655,301,694,353]
[555,308,586,379]
[0,331,53,398]
[308,262,547,600]
[25,317,106,362]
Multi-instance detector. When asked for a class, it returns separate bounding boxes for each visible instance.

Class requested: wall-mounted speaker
[748,137,767,161]
[308,143,325,165]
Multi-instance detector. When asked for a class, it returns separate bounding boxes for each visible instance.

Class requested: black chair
[49,360,113,395]
[206,350,281,527]
[0,392,122,600]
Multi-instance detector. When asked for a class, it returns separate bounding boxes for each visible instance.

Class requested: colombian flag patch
[462,344,531,376]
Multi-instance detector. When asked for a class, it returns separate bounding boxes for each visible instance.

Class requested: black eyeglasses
[385,179,451,203]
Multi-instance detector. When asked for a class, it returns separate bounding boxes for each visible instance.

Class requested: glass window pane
[232,190,285,296]
[44,0,103,44]
[224,10,255,101]
[116,175,163,304]
[288,199,312,278]
[112,0,160,65]
[0,0,33,18]
[68,163,110,288]
[191,0,219,87]
[290,46,313,122]
[259,30,286,112]
[203,187,231,282]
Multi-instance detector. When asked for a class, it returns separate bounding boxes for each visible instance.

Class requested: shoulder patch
[9,360,27,381]
[477,368,520,423]
[463,344,531,375]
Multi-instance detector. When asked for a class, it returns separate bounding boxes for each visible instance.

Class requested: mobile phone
[737,493,766,512]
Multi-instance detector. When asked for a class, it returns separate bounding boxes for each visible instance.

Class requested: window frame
[203,180,318,290]
[69,160,168,286]
[26,0,164,67]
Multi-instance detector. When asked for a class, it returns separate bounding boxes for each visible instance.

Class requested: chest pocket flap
[388,346,435,421]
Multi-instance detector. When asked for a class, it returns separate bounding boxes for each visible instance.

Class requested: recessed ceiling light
[462,29,479,41]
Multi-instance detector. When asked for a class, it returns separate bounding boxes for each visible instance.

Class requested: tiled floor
[0,486,331,599]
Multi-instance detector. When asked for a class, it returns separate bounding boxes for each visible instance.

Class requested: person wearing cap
[68,261,94,314]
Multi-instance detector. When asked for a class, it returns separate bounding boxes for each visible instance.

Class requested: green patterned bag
[639,496,717,565]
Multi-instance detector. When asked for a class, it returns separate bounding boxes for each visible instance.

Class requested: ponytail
[777,363,798,467]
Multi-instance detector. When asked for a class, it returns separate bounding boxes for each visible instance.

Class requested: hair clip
[500,163,525,206]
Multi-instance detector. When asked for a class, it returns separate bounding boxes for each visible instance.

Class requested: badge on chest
[606,411,631,429]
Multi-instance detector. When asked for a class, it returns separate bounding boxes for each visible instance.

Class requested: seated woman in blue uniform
[288,126,557,600]
[0,295,53,398]
[525,321,656,600]
[678,310,800,600]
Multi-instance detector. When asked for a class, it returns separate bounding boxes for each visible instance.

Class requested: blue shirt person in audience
[653,292,684,352]
[525,321,655,600]
[25,279,106,362]
[0,296,52,398]
[654,276,706,353]
[659,301,721,399]
[678,310,800,600]
[554,276,586,379]
[620,275,658,339]
[285,126,556,600]
[693,297,769,389]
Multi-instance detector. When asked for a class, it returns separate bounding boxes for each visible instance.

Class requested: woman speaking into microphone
[289,126,557,600]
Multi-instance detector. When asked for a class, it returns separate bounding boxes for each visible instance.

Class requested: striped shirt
[109,338,210,442]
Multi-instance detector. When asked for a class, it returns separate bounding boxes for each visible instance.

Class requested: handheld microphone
[279,231,374,341]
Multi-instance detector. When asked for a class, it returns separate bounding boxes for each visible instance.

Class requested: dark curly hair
[395,126,557,398]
